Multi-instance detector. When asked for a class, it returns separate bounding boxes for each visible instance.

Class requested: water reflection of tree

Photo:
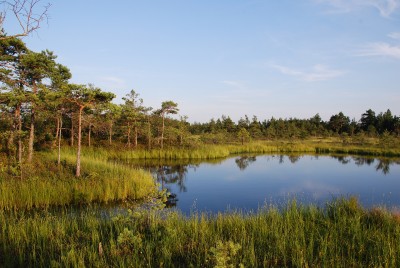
[275,155,297,164]
[128,158,223,208]
[375,159,391,175]
[152,164,194,208]
[155,164,191,192]
[235,156,257,170]
[288,155,301,163]
[330,155,396,175]
[353,157,375,166]
[331,155,351,164]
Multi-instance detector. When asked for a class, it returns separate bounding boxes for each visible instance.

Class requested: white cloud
[280,180,341,198]
[359,42,400,59]
[388,32,400,40]
[100,76,126,87]
[368,0,399,17]
[317,0,400,17]
[221,80,244,88]
[220,80,250,92]
[270,64,344,82]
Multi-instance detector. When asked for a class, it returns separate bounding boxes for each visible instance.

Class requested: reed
[0,198,399,267]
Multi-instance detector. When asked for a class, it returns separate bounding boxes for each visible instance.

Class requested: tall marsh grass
[0,150,157,210]
[0,198,399,267]
[80,140,400,162]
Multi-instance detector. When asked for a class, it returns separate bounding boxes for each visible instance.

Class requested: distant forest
[190,108,399,141]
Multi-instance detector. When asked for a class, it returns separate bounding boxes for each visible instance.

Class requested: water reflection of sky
[145,155,400,215]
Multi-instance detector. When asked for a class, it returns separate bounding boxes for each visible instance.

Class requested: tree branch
[0,0,51,40]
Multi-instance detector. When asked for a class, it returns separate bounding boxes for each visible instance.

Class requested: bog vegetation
[1,198,400,267]
[1,1,400,267]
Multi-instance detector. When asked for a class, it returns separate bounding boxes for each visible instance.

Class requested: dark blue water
[136,155,400,214]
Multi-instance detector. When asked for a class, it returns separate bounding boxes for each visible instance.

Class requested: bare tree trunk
[108,121,113,146]
[161,114,165,149]
[127,123,131,148]
[134,126,138,148]
[70,117,74,146]
[76,106,83,177]
[147,120,151,150]
[6,131,14,174]
[57,116,62,167]
[16,105,22,165]
[88,124,91,147]
[28,83,38,163]
[54,117,59,148]
[27,109,34,163]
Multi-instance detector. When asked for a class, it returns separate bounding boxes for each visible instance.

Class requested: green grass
[78,138,400,162]
[0,198,399,267]
[0,150,157,210]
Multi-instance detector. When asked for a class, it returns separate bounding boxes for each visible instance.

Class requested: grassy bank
[76,138,400,162]
[0,151,157,210]
[0,198,399,267]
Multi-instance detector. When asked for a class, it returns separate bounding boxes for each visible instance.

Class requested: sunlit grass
[0,198,399,267]
[77,138,400,161]
[0,150,157,210]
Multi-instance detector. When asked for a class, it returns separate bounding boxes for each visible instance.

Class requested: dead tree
[0,0,51,40]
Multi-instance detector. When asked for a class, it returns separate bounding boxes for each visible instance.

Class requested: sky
[3,0,400,122]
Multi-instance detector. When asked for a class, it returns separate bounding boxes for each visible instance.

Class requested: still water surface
[133,155,400,214]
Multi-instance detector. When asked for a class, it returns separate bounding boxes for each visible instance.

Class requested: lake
[132,154,400,214]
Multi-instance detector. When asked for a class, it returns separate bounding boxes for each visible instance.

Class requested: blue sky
[4,0,400,122]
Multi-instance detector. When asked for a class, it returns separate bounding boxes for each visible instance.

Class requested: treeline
[190,109,400,142]
[1,36,400,174]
